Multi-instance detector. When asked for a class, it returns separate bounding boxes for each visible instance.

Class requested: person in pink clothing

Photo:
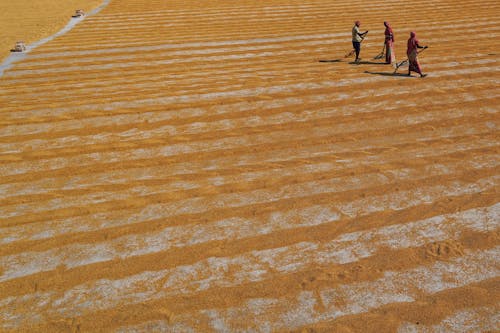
[384,22,395,64]
[407,31,428,77]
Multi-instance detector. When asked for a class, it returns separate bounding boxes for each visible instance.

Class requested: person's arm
[416,41,427,49]
[357,31,368,40]
[354,26,368,38]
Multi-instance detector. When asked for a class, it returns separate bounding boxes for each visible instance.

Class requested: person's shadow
[318,59,342,63]
[364,70,410,77]
[349,60,387,65]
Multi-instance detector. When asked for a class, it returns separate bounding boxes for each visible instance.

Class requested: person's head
[410,31,416,38]
[355,20,361,27]
[384,21,389,27]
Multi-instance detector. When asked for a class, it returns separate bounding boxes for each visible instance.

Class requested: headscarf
[384,21,394,42]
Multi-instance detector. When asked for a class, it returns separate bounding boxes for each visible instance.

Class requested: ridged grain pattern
[0,0,499,331]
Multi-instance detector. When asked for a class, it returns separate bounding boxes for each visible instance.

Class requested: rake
[373,44,385,60]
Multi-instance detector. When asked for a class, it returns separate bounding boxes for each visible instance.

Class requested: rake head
[393,60,408,73]
[344,49,355,58]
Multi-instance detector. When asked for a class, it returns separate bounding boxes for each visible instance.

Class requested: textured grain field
[0,0,103,62]
[0,0,499,332]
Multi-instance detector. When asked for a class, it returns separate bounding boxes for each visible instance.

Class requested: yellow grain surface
[0,0,499,332]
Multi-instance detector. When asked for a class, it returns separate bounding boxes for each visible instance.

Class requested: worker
[352,21,368,62]
[407,31,428,77]
[384,21,395,64]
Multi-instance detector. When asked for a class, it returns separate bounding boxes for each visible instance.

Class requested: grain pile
[0,0,499,331]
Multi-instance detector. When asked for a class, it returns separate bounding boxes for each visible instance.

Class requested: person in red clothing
[407,31,428,77]
[384,22,395,64]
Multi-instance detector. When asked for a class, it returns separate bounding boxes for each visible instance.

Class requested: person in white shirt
[352,21,368,62]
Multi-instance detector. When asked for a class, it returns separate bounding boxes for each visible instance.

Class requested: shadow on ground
[364,70,412,77]
[349,60,388,65]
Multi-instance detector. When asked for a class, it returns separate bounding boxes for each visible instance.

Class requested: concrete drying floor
[0,0,499,331]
